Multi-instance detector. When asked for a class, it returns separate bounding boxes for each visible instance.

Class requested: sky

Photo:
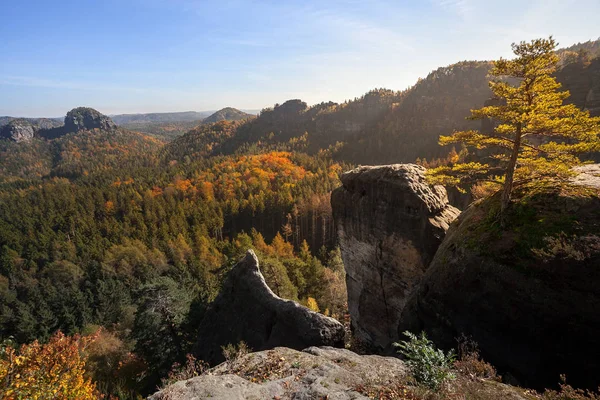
[1,0,599,117]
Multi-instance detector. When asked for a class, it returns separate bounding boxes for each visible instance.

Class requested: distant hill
[117,108,256,141]
[203,107,255,124]
[166,49,600,167]
[0,107,162,180]
[0,116,63,130]
[119,120,201,141]
[110,111,214,125]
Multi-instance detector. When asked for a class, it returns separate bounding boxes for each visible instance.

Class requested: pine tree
[428,37,600,223]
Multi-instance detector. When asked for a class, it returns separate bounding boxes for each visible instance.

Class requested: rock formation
[0,119,36,142]
[63,107,117,133]
[192,250,345,364]
[399,187,600,389]
[557,57,600,117]
[331,164,460,350]
[152,346,407,400]
[152,346,530,400]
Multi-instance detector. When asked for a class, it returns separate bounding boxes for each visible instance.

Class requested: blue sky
[1,0,599,117]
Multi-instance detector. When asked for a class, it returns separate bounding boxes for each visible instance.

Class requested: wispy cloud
[0,75,195,97]
[432,0,473,19]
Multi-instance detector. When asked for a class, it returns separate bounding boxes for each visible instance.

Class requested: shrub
[221,341,252,370]
[394,331,456,391]
[161,354,209,388]
[454,335,498,380]
[542,376,600,400]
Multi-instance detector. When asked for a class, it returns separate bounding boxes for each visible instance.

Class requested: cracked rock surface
[331,164,459,350]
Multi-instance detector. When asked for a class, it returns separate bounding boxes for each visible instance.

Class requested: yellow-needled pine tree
[427,37,600,224]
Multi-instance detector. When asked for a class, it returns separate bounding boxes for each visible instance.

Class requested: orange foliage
[0,331,98,400]
[197,152,311,204]
[104,200,115,213]
[200,181,215,201]
[172,178,193,192]
[150,186,163,197]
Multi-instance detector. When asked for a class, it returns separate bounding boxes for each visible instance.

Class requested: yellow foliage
[306,297,320,313]
[0,331,98,400]
[271,232,294,258]
[428,37,600,201]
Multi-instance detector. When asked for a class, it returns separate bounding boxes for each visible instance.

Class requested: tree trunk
[501,123,522,225]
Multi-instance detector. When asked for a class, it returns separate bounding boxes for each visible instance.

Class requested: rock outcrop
[152,346,530,400]
[192,250,345,364]
[0,119,36,142]
[153,346,407,400]
[331,164,460,350]
[399,187,600,389]
[63,107,117,133]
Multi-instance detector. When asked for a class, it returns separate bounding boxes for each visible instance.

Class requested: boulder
[399,187,600,389]
[331,164,459,350]
[152,346,407,400]
[63,107,116,133]
[0,119,36,142]
[192,250,345,364]
[151,346,530,400]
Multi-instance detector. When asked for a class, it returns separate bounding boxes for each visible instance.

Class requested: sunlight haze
[1,0,599,116]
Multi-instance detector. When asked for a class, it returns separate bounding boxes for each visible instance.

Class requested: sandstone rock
[0,119,36,142]
[331,164,460,350]
[151,346,408,400]
[151,346,530,400]
[192,250,345,365]
[573,164,600,189]
[399,188,600,389]
[63,107,116,133]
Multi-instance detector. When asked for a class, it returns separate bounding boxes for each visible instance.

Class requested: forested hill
[1,40,600,398]
[163,53,600,166]
[0,108,162,180]
[110,111,213,124]
[0,116,63,130]
[203,107,255,124]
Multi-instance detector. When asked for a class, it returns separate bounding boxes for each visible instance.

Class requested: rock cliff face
[399,188,600,389]
[63,107,117,133]
[192,250,345,364]
[331,164,459,350]
[0,119,36,142]
[558,57,600,117]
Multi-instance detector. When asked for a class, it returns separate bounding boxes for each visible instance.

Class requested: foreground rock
[192,250,345,364]
[400,187,600,389]
[0,119,36,142]
[152,346,530,400]
[153,347,406,400]
[331,164,459,349]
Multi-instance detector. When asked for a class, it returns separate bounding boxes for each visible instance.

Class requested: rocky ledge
[152,346,530,400]
[192,250,345,365]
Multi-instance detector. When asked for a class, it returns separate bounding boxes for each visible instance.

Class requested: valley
[1,35,599,400]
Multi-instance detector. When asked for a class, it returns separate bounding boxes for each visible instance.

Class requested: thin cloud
[0,75,194,97]
[433,0,473,19]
